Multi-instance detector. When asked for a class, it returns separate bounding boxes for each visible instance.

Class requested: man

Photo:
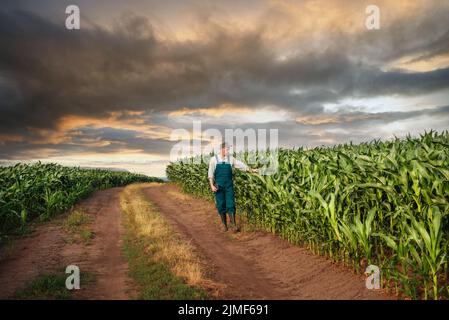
[208,142,256,232]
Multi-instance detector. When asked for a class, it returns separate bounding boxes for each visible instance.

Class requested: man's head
[220,142,229,156]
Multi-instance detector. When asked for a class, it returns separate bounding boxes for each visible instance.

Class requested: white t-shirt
[208,154,249,179]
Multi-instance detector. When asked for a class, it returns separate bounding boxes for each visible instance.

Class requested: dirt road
[0,183,393,299]
[142,183,392,300]
[0,188,135,299]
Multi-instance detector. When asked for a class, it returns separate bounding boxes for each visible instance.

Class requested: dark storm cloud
[1,4,449,160]
[306,104,449,127]
[223,105,449,149]
[149,104,449,150]
[351,4,449,64]
[0,126,174,159]
[2,9,449,127]
[353,68,449,96]
[74,127,174,154]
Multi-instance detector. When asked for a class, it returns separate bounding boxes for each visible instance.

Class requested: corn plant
[167,130,449,299]
[0,162,163,240]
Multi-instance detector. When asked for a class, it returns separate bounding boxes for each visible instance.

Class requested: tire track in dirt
[142,183,394,300]
[0,188,135,299]
[72,187,136,299]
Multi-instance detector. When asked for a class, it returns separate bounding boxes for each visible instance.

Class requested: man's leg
[229,213,237,226]
[225,185,238,231]
[214,187,228,231]
[219,213,227,231]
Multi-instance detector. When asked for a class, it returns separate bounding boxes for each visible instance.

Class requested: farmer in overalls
[208,143,256,232]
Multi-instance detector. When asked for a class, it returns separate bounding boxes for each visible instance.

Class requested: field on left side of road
[0,163,162,242]
[0,182,212,300]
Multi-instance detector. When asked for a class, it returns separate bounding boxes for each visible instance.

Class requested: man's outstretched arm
[232,157,258,173]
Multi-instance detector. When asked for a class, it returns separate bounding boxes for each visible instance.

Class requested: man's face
[221,147,228,156]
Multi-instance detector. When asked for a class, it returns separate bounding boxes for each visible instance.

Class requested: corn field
[167,131,449,299]
[0,163,162,240]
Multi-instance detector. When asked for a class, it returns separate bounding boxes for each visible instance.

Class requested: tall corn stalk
[167,131,449,299]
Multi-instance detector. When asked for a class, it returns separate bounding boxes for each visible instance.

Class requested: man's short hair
[221,142,228,149]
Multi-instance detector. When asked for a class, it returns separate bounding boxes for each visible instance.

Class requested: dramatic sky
[1,0,449,176]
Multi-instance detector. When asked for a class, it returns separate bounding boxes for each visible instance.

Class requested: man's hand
[209,178,217,192]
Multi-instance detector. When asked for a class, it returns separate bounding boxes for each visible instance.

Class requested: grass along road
[120,183,211,299]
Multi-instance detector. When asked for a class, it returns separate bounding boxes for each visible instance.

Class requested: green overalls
[213,155,236,216]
